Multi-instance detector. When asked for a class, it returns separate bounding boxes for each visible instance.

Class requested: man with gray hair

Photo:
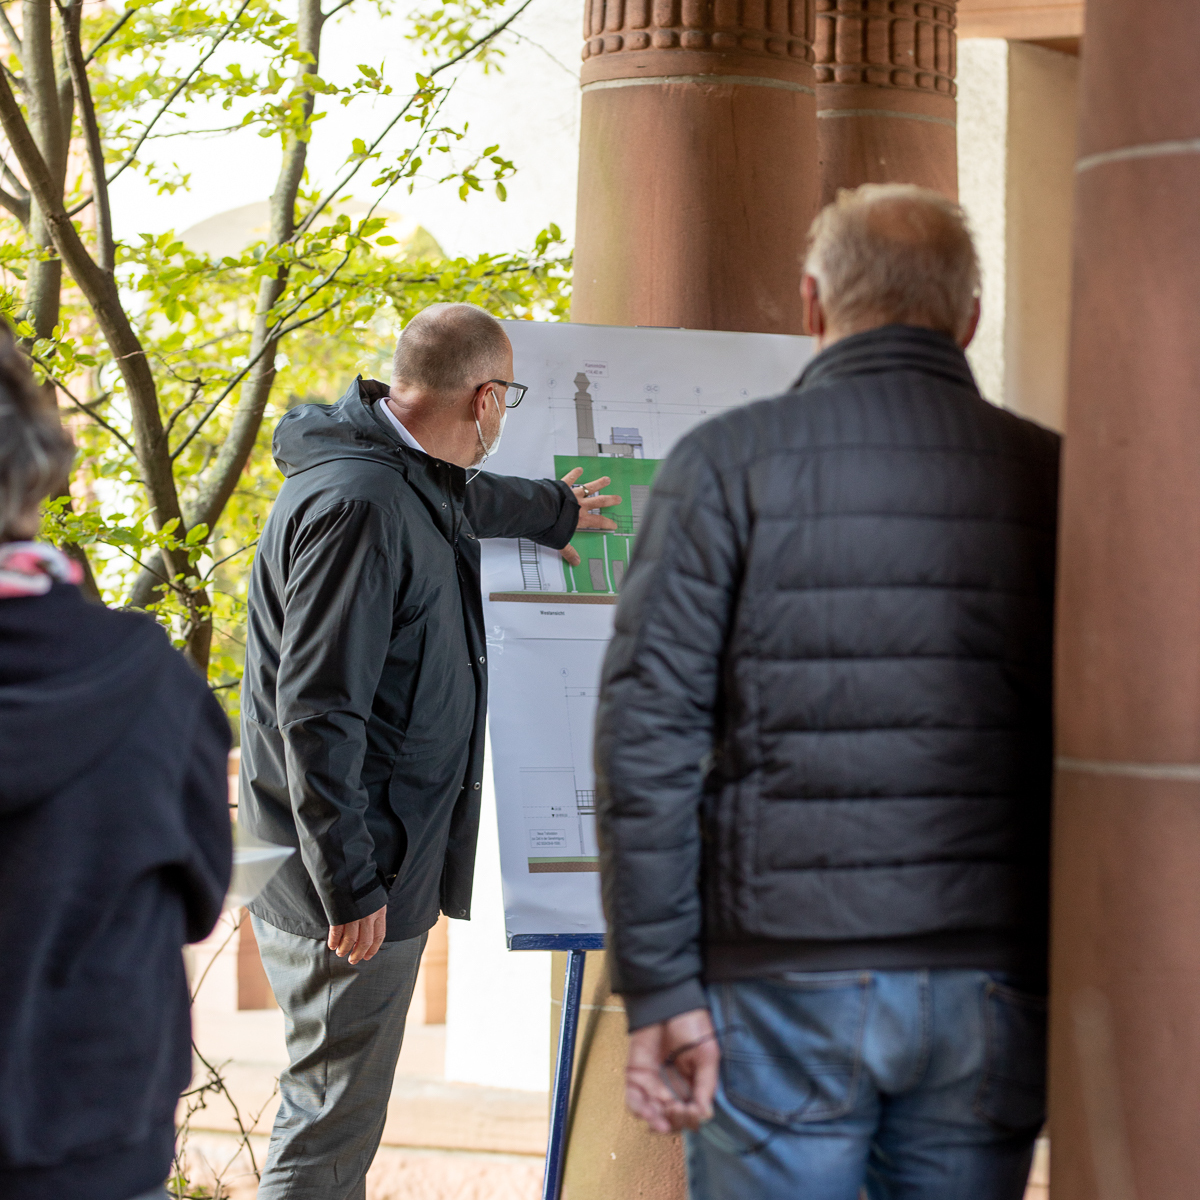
[596,185,1059,1198]
[239,303,618,1198]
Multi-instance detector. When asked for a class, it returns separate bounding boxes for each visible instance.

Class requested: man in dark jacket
[240,303,616,1198]
[595,185,1059,1200]
[0,325,232,1200]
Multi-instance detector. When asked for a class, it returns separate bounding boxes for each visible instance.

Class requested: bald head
[804,184,980,342]
[391,303,511,406]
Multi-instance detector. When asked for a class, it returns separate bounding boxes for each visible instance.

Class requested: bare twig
[84,3,141,65]
[32,354,137,454]
[0,3,20,59]
[162,379,203,438]
[67,0,253,216]
[201,539,257,580]
[0,153,27,198]
[169,234,366,461]
[188,910,244,1003]
[0,180,27,223]
[322,0,354,18]
[57,0,114,270]
[508,27,577,79]
[295,0,535,239]
[191,1039,266,1178]
[0,59,23,95]
[146,121,247,139]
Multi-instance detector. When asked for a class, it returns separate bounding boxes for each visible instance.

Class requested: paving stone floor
[183,916,1049,1199]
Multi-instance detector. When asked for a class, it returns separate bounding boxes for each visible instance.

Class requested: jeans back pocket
[717,972,870,1129]
[973,980,1048,1132]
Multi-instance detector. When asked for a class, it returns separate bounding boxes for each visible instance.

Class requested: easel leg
[543,948,586,1200]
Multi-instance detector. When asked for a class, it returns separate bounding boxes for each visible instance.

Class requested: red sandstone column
[1050,2,1200,1197]
[814,1,957,203]
[572,0,819,334]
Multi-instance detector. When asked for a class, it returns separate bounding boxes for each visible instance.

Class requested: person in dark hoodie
[0,325,233,1200]
[239,302,618,1198]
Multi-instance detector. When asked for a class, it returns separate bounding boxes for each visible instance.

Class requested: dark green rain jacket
[240,376,577,940]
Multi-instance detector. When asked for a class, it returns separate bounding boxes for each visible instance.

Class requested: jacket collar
[795,324,980,395]
[348,376,468,541]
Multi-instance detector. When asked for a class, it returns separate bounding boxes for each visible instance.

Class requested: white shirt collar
[377,398,427,454]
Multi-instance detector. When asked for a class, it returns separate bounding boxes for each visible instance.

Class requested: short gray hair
[391,303,510,401]
[804,184,981,341]
[0,324,74,541]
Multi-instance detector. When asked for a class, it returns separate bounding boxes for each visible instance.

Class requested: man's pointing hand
[560,466,621,568]
[327,903,388,965]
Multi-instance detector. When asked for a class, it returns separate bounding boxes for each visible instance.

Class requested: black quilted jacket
[595,325,1060,1030]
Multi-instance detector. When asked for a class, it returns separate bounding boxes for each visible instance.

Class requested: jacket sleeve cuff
[322,883,388,926]
[530,479,579,551]
[621,977,709,1032]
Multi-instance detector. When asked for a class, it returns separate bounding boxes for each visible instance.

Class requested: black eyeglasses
[477,379,528,409]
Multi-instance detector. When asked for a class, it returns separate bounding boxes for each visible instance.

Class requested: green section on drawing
[554,454,661,595]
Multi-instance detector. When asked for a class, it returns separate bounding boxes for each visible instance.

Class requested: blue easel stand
[510,933,605,1200]
[544,949,585,1200]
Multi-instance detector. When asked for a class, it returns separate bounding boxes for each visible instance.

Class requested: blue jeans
[685,970,1046,1200]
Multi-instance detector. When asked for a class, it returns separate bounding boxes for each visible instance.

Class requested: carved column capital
[814,1,956,97]
[581,0,818,86]
[814,0,958,201]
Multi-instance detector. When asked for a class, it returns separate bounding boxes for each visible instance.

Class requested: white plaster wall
[444,732,551,1093]
[1005,43,1080,432]
[957,39,1011,407]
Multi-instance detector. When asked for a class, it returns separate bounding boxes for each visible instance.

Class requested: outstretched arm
[463,469,619,563]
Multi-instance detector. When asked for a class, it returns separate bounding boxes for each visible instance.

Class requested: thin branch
[110,541,173,587]
[66,0,252,216]
[0,180,27,223]
[167,302,310,460]
[0,4,20,60]
[273,298,340,339]
[51,375,137,455]
[169,226,375,461]
[322,0,354,18]
[145,121,247,139]
[1,153,28,198]
[295,0,535,239]
[188,911,243,1003]
[167,115,475,463]
[1,56,23,94]
[201,539,257,581]
[162,378,203,438]
[191,1038,267,1178]
[508,28,577,79]
[84,3,141,65]
[57,0,113,270]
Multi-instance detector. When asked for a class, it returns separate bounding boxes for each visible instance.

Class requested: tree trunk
[130,0,326,624]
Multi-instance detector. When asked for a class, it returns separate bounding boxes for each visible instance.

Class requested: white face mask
[474,387,506,464]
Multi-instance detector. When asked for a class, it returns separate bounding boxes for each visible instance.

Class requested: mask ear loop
[466,386,501,485]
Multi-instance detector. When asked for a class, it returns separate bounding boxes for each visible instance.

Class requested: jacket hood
[273,376,417,479]
[0,626,173,814]
[796,324,980,395]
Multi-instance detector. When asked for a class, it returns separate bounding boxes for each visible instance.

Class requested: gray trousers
[252,916,427,1200]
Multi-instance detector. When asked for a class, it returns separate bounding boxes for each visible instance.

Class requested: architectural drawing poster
[484,321,813,942]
